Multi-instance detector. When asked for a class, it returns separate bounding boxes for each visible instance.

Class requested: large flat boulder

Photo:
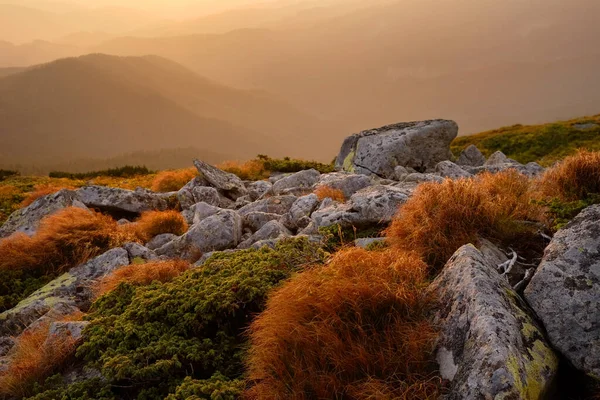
[525,205,600,379]
[77,186,168,214]
[335,119,458,178]
[193,159,248,200]
[430,245,558,399]
[272,169,320,195]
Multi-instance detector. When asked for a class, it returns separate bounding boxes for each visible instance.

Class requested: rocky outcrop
[77,186,169,214]
[281,194,320,230]
[456,144,486,167]
[0,189,84,239]
[238,220,292,249]
[435,161,472,179]
[238,195,297,216]
[430,245,558,399]
[335,119,458,178]
[193,159,248,200]
[525,205,600,379]
[272,169,320,195]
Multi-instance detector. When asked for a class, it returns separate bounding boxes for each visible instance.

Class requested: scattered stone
[146,233,178,250]
[45,321,90,345]
[193,159,248,200]
[238,220,292,249]
[247,181,273,201]
[430,245,558,399]
[525,205,600,379]
[191,202,222,225]
[243,212,281,232]
[484,151,519,166]
[123,242,158,262]
[272,169,321,195]
[281,194,320,230]
[177,177,210,209]
[238,195,297,216]
[77,186,168,214]
[456,144,486,167]
[573,122,598,130]
[435,161,472,179]
[394,166,410,181]
[336,119,458,178]
[403,173,444,183]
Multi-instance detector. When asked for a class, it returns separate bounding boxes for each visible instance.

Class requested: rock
[247,181,273,201]
[238,195,297,216]
[234,195,253,209]
[77,186,168,214]
[355,237,386,249]
[272,169,321,195]
[435,161,472,179]
[456,144,486,167]
[0,337,15,357]
[281,194,320,230]
[394,166,410,181]
[238,220,292,249]
[573,122,598,130]
[189,187,221,208]
[193,159,248,200]
[311,185,409,228]
[466,162,545,177]
[524,205,600,379]
[317,173,373,198]
[123,242,158,262]
[191,202,222,225]
[0,189,81,239]
[146,233,178,250]
[176,177,210,209]
[336,119,458,178]
[430,245,558,399]
[45,321,90,345]
[0,248,129,337]
[403,173,444,183]
[243,212,281,232]
[156,210,243,260]
[484,151,519,166]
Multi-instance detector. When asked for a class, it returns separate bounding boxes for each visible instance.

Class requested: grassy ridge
[451,114,600,166]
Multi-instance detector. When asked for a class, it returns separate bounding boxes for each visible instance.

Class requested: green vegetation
[258,154,335,174]
[31,238,326,400]
[0,169,19,182]
[451,114,600,166]
[318,224,385,252]
[49,165,153,180]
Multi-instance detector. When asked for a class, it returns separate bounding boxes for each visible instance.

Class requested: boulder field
[1,119,598,399]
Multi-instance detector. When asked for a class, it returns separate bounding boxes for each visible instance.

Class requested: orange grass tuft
[385,170,543,270]
[536,149,600,201]
[19,184,75,208]
[124,210,188,243]
[218,159,269,181]
[0,207,127,275]
[94,259,190,297]
[314,185,346,202]
[245,248,440,399]
[151,168,197,192]
[0,312,85,398]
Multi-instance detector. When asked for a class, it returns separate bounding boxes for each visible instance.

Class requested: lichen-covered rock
[0,189,82,238]
[77,186,168,214]
[0,248,129,337]
[243,211,281,233]
[403,172,444,183]
[193,159,248,200]
[430,245,558,399]
[238,195,297,216]
[525,205,600,379]
[272,169,320,195]
[317,173,373,198]
[123,242,158,262]
[176,176,210,209]
[45,320,90,345]
[435,161,472,179]
[456,144,486,167]
[146,233,178,250]
[190,202,222,225]
[485,151,520,166]
[238,220,292,249]
[281,194,320,230]
[467,162,545,177]
[247,180,273,201]
[335,119,458,178]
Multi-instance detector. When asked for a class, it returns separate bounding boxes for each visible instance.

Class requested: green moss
[342,149,356,173]
[451,114,600,166]
[319,223,385,252]
[0,272,75,314]
[65,238,327,400]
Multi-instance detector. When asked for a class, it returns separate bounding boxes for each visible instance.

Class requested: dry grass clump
[19,184,76,208]
[314,185,346,202]
[94,259,190,297]
[151,168,197,192]
[386,170,543,270]
[537,149,600,201]
[124,210,188,243]
[0,312,84,398]
[245,248,440,399]
[0,207,126,275]
[218,160,269,181]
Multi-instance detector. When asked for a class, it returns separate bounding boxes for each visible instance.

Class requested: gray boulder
[243,212,281,232]
[238,220,292,249]
[525,205,600,379]
[456,144,486,167]
[336,119,458,178]
[191,202,222,225]
[247,181,273,201]
[272,169,321,195]
[45,321,90,345]
[193,159,248,200]
[403,173,444,184]
[176,177,210,209]
[467,162,545,177]
[156,210,243,260]
[123,242,158,262]
[0,189,82,239]
[394,166,410,181]
[435,161,473,179]
[0,248,129,337]
[430,245,558,399]
[77,186,168,214]
[238,195,297,216]
[484,151,519,166]
[317,173,373,198]
[146,233,178,250]
[281,194,320,230]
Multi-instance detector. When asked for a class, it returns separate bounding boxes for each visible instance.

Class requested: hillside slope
[0,54,334,171]
[451,114,600,166]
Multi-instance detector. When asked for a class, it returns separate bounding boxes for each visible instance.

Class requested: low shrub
[314,185,346,202]
[125,210,189,243]
[25,377,114,400]
[0,207,128,312]
[151,168,197,192]
[318,224,384,252]
[218,155,335,181]
[73,238,327,399]
[0,312,84,399]
[0,169,19,182]
[0,184,26,225]
[245,248,440,399]
[94,259,190,298]
[537,149,600,201]
[218,160,269,181]
[49,165,152,180]
[166,375,245,400]
[386,170,543,270]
